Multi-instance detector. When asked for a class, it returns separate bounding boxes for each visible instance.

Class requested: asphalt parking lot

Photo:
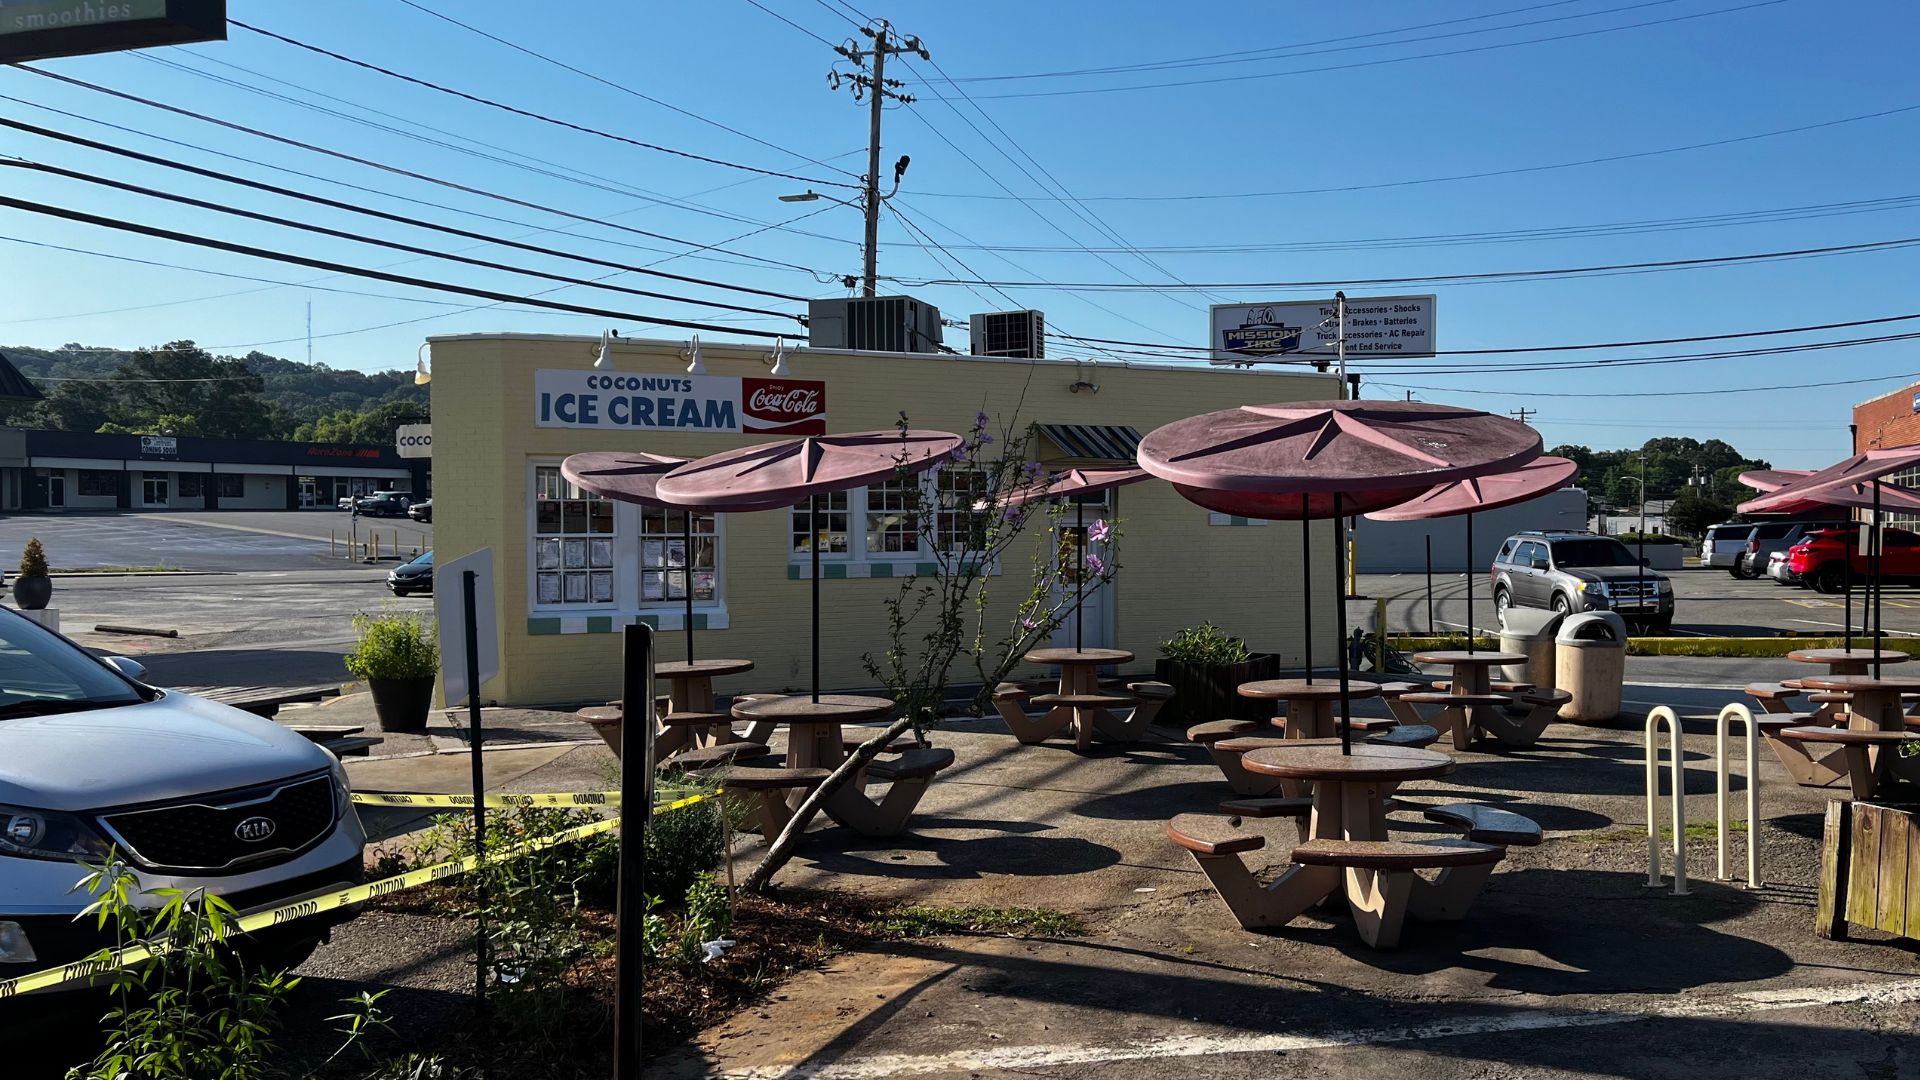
[1358,565,1917,638]
[0,509,429,572]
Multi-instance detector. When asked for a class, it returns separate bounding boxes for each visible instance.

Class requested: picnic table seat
[1203,734,1302,797]
[284,723,364,740]
[1376,682,1430,725]
[660,741,770,773]
[992,683,1066,746]
[1188,719,1260,745]
[1368,724,1441,749]
[730,693,781,744]
[1122,680,1176,729]
[1422,803,1543,847]
[1774,726,1920,799]
[720,765,831,836]
[1031,692,1136,709]
[1746,682,1803,714]
[1218,796,1314,841]
[318,735,383,758]
[1400,691,1510,708]
[1291,837,1509,947]
[828,747,956,838]
[1168,813,1267,855]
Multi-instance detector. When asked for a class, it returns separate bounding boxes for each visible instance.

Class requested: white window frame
[525,459,729,621]
[786,467,1001,572]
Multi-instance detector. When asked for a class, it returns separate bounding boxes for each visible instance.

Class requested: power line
[918,0,1789,100]
[226,19,861,189]
[889,233,1920,291]
[390,0,860,178]
[742,0,839,48]
[2,157,806,322]
[1374,369,1920,399]
[7,70,842,274]
[909,99,1920,202]
[1351,330,1920,376]
[3,117,814,304]
[0,193,801,339]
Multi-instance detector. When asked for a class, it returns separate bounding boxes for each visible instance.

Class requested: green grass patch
[1386,634,1498,652]
[1624,636,1920,658]
[879,904,1084,938]
[1571,820,1748,845]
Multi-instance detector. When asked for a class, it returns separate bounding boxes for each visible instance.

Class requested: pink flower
[1087,519,1111,544]
[1020,615,1039,630]
[1085,552,1105,576]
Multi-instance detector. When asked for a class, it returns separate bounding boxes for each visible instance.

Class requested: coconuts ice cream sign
[533,370,827,435]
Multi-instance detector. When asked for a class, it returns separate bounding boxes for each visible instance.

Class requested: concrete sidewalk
[650,669,1920,1079]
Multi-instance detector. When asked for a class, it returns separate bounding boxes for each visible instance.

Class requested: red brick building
[1852,381,1920,525]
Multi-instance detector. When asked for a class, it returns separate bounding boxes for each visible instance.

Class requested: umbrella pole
[1874,482,1884,678]
[1302,496,1313,684]
[1845,540,1853,654]
[1465,514,1476,655]
[1076,497,1085,652]
[683,512,695,666]
[1335,492,1351,756]
[811,493,821,704]
[1426,534,1435,636]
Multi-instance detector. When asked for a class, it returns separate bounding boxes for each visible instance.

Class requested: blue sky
[2,0,1917,466]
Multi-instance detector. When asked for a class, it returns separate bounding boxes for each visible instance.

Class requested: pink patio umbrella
[1740,447,1920,675]
[1003,466,1150,651]
[1366,456,1578,654]
[657,430,962,701]
[1140,400,1543,752]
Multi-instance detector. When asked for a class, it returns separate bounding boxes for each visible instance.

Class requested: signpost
[0,0,224,63]
[613,623,656,1079]
[434,548,500,1033]
[1208,295,1437,366]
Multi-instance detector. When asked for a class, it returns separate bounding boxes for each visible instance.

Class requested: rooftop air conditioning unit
[968,310,1045,359]
[807,296,944,354]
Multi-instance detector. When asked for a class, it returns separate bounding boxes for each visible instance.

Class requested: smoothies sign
[534,370,826,435]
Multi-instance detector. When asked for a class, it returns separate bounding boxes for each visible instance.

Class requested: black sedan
[388,551,433,596]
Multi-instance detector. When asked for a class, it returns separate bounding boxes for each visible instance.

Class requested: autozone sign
[534,370,826,435]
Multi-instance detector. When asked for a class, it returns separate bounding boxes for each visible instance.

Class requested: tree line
[0,341,427,445]
[1551,437,1774,538]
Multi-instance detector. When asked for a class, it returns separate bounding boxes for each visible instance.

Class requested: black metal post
[683,512,695,665]
[1334,493,1352,756]
[460,569,488,1029]
[1075,497,1085,652]
[1874,482,1884,678]
[1425,533,1435,636]
[613,623,655,1080]
[1845,535,1854,654]
[1465,513,1476,655]
[810,493,821,703]
[1302,495,1313,683]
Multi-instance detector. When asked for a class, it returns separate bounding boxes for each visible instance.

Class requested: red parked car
[1787,523,1920,593]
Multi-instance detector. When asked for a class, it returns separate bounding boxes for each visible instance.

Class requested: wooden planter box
[1817,800,1920,941]
[1154,653,1279,728]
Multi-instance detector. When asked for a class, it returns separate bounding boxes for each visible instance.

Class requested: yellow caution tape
[0,816,618,1000]
[350,789,719,812]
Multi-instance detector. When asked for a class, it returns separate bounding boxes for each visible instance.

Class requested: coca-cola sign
[742,378,826,435]
[534,369,826,434]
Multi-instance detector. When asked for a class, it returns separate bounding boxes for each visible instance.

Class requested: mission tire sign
[534,370,827,436]
[1208,295,1437,365]
[0,0,225,63]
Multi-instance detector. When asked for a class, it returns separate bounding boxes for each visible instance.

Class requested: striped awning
[0,352,42,402]
[1038,424,1141,463]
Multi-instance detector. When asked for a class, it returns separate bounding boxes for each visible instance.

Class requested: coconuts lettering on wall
[533,370,827,436]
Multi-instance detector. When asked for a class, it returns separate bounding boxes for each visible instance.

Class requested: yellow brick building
[428,332,1342,706]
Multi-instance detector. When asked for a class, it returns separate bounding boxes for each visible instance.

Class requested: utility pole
[1509,407,1535,425]
[830,22,927,297]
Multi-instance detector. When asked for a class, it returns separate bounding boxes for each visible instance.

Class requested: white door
[1048,492,1115,651]
[141,473,170,508]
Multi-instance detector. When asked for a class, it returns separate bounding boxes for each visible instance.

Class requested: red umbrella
[657,430,962,700]
[1003,466,1151,651]
[1141,400,1542,752]
[1366,456,1578,652]
[1739,447,1920,675]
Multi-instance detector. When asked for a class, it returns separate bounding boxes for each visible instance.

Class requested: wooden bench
[1774,726,1920,799]
[719,766,831,837]
[1422,803,1543,847]
[1290,838,1508,947]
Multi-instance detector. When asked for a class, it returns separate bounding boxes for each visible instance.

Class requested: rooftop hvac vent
[806,296,944,354]
[968,310,1045,359]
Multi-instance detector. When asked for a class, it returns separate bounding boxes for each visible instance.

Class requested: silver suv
[1492,531,1676,633]
[0,607,366,992]
[1735,519,1848,580]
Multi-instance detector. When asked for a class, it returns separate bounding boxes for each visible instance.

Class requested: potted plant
[344,609,440,733]
[1153,623,1278,727]
[13,537,50,611]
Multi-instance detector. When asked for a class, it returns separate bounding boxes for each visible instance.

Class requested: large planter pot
[1154,653,1279,728]
[367,676,436,734]
[12,574,50,611]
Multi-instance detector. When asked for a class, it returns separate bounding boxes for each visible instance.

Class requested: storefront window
[865,476,922,554]
[639,508,716,604]
[935,465,990,554]
[178,474,203,499]
[533,466,614,606]
[217,474,245,498]
[790,491,850,556]
[78,470,115,497]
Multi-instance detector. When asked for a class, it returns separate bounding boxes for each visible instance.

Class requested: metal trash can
[1555,611,1628,722]
[1498,607,1566,691]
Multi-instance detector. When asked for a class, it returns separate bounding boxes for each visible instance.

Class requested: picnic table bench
[280,723,382,758]
[169,684,338,719]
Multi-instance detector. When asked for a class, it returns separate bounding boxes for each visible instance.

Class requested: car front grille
[99,774,336,874]
[1609,581,1657,598]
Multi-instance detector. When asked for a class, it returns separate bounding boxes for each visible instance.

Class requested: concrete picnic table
[1014,647,1139,750]
[1411,651,1529,747]
[1236,678,1381,740]
[730,693,953,837]
[656,657,755,744]
[1786,674,1920,796]
[1787,648,1910,676]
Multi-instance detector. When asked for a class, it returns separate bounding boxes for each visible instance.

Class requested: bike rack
[1644,703,1763,897]
[1644,706,1688,895]
[1715,703,1762,888]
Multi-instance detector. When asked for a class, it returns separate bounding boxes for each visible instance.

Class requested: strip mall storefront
[430,333,1341,706]
[10,430,426,511]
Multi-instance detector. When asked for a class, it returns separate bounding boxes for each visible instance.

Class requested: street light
[778,190,823,203]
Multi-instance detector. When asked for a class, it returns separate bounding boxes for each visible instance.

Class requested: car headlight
[329,759,352,820]
[0,805,114,862]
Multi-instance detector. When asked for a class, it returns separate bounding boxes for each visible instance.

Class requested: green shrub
[344,609,439,680]
[1160,622,1251,665]
[643,798,724,900]
[18,536,47,578]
